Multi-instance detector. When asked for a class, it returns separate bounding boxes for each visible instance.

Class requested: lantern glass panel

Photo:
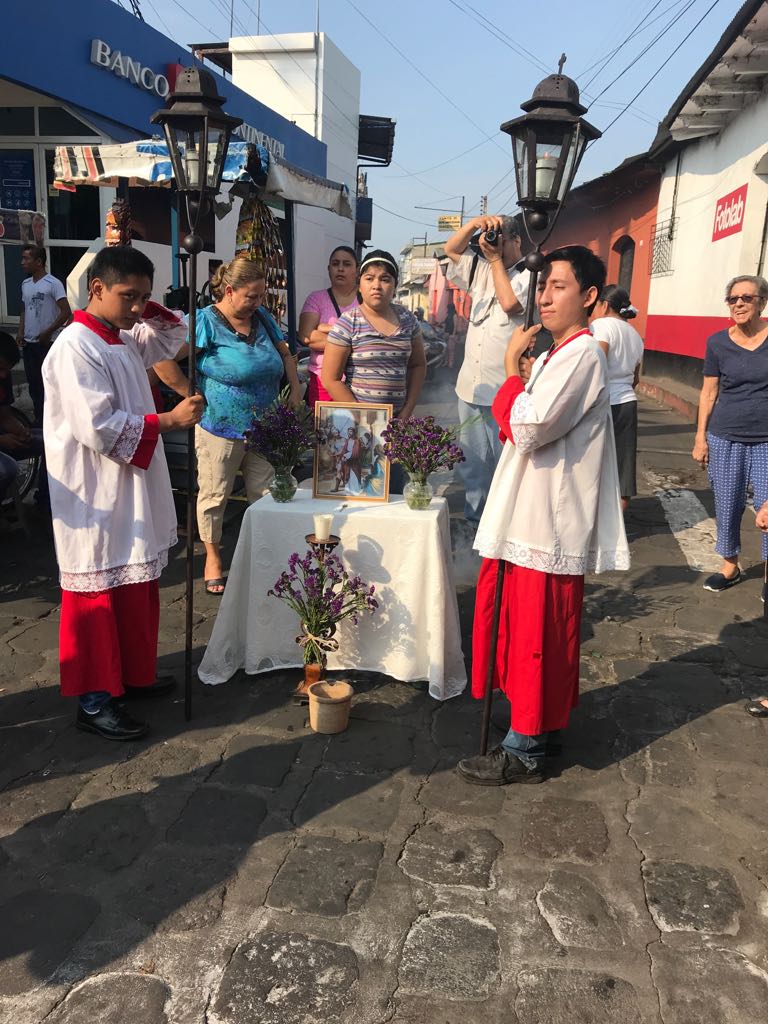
[530,122,570,202]
[510,127,530,204]
[557,125,586,203]
[205,126,228,191]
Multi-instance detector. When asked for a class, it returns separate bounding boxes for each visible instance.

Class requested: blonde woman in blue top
[195,258,302,594]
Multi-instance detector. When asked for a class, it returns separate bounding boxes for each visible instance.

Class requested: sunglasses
[725,294,760,305]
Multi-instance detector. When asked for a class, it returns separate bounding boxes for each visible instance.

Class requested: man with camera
[445,214,531,531]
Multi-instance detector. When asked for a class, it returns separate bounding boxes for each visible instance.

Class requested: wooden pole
[479,253,541,754]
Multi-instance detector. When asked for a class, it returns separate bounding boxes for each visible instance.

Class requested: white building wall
[230,32,359,314]
[647,92,768,357]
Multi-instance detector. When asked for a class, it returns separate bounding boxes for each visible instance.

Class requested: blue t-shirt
[196,305,284,440]
[703,328,768,444]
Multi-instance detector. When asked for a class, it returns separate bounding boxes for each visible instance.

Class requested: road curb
[637,379,698,424]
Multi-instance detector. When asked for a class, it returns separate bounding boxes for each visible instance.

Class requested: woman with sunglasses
[692,275,768,595]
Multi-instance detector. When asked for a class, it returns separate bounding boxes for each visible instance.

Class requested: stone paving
[1,391,768,1023]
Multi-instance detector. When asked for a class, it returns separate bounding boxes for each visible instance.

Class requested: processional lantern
[151,68,241,722]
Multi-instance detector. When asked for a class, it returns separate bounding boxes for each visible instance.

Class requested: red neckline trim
[73,310,124,346]
[543,328,591,365]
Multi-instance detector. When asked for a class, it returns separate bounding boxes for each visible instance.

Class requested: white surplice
[474,332,630,575]
[43,312,186,592]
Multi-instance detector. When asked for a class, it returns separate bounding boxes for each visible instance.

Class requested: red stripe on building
[644,314,732,358]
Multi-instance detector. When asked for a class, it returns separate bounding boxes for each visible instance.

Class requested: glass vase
[269,468,298,503]
[404,474,434,510]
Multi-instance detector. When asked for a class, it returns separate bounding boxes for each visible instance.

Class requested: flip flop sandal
[745,698,768,717]
[205,578,226,596]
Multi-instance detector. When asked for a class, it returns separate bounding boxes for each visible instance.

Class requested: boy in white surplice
[43,246,203,741]
[458,246,630,786]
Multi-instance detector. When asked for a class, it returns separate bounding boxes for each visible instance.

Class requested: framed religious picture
[313,401,393,502]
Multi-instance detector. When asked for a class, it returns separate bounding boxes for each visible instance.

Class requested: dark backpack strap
[326,287,342,318]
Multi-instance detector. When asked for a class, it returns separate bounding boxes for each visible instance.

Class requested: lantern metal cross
[152,68,242,721]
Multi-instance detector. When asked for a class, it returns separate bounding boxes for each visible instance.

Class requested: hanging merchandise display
[235,195,287,324]
[105,198,131,247]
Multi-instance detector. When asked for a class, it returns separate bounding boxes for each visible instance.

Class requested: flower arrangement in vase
[244,388,316,502]
[268,549,378,694]
[380,415,466,509]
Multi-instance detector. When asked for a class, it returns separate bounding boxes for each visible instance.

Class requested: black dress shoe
[76,699,149,740]
[745,698,768,717]
[122,676,177,700]
[456,746,544,786]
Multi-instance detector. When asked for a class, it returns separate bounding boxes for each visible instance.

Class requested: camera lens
[485,229,498,245]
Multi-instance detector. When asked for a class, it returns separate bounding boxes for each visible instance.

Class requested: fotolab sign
[90,39,170,98]
[712,184,748,242]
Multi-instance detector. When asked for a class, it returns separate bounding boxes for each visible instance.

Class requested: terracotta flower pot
[308,680,353,734]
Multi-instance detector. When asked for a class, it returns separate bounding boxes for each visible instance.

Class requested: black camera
[484,228,500,246]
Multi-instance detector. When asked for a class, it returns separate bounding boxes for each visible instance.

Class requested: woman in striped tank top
[322,250,426,491]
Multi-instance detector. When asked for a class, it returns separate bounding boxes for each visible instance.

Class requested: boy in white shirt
[458,246,629,786]
[43,246,203,741]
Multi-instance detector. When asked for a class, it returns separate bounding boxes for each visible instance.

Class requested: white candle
[314,514,333,542]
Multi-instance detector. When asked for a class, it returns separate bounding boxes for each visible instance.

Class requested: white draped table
[198,489,467,701]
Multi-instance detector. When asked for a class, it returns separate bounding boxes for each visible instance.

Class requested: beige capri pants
[195,426,274,544]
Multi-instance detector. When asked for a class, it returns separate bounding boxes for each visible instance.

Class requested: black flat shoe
[122,676,177,700]
[456,746,544,786]
[76,699,149,740]
[703,570,741,593]
[745,698,768,717]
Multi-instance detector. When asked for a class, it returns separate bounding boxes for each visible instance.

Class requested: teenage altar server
[43,246,203,741]
[458,245,629,786]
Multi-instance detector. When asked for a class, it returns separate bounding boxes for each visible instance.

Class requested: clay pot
[295,660,325,698]
[308,680,353,734]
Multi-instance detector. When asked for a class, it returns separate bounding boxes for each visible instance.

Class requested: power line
[445,0,550,75]
[590,0,700,104]
[596,0,724,139]
[580,0,670,86]
[372,201,436,228]
[389,137,497,179]
[342,0,508,156]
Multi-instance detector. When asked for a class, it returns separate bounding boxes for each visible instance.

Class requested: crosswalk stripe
[644,470,720,572]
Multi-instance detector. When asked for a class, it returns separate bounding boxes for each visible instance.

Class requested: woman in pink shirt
[298,246,359,407]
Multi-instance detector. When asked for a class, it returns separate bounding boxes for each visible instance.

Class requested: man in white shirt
[16,245,71,425]
[445,214,530,528]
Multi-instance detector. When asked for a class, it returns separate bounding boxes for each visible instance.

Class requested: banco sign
[712,184,748,242]
[91,39,170,99]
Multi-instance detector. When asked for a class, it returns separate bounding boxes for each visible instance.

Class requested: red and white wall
[646,92,768,370]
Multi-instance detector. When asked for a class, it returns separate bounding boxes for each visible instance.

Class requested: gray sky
[141,0,743,254]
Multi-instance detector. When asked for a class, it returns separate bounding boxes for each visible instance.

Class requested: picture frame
[313,401,393,502]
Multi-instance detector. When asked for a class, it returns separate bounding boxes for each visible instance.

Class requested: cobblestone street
[1,390,767,1024]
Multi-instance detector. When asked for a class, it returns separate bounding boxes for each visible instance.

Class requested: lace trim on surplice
[60,544,174,593]
[474,531,630,576]
[108,413,145,464]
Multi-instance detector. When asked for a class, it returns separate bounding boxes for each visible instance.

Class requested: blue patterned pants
[707,433,768,560]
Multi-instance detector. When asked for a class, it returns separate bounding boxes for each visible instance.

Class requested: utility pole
[480,194,488,216]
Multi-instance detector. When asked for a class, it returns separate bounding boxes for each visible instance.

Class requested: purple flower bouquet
[268,550,378,666]
[380,416,466,509]
[244,388,316,470]
[244,389,316,501]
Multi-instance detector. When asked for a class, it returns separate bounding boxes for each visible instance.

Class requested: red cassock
[470,373,585,735]
[59,580,160,698]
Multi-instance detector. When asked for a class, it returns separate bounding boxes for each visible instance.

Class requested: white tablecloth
[198,490,467,700]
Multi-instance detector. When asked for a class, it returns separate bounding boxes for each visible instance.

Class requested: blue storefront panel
[4,0,326,176]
